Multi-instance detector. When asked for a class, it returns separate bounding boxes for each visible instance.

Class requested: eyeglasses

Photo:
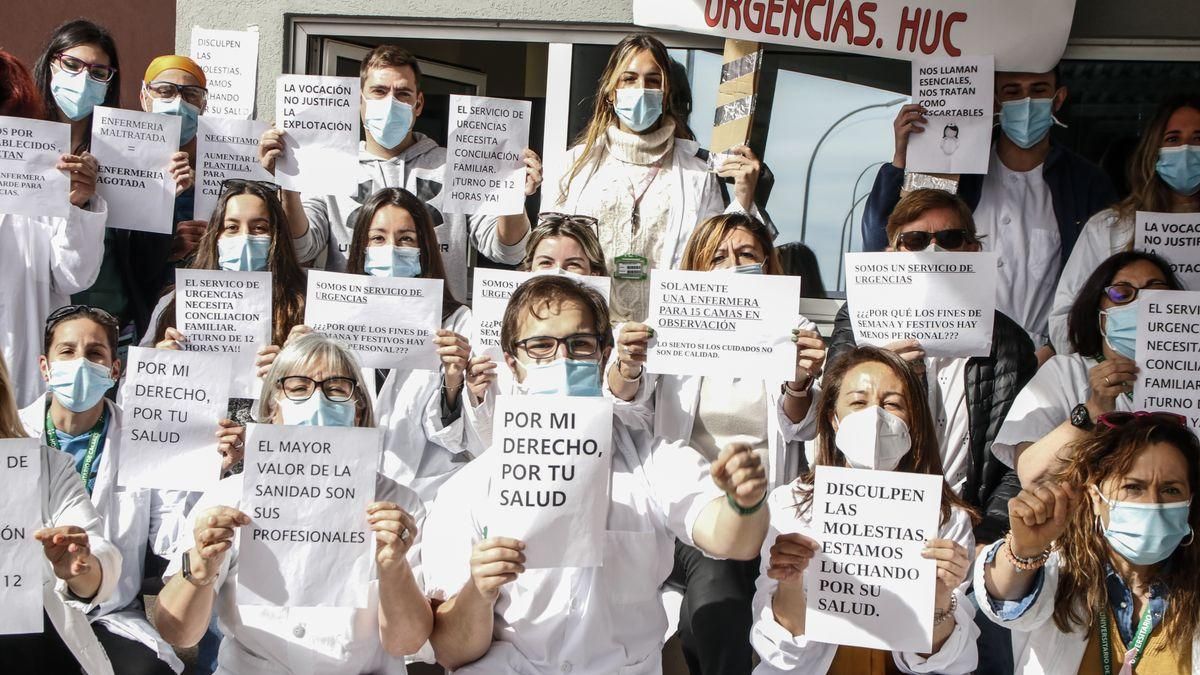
[895,229,973,251]
[1096,411,1188,430]
[1103,281,1170,305]
[54,53,117,83]
[220,178,279,194]
[514,333,603,361]
[277,376,358,403]
[144,80,208,106]
[537,212,599,233]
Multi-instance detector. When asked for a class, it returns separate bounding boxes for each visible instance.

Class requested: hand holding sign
[156,327,188,350]
[520,149,543,196]
[615,321,653,380]
[216,418,246,472]
[921,538,969,606]
[469,537,526,602]
[191,506,251,581]
[1087,357,1137,416]
[465,354,498,406]
[169,151,195,196]
[767,532,821,584]
[435,330,471,392]
[367,501,419,570]
[884,339,927,377]
[891,104,927,169]
[714,144,762,211]
[57,152,99,208]
[34,526,95,583]
[258,127,285,175]
[792,328,827,386]
[710,442,768,509]
[1007,482,1079,559]
[170,220,207,262]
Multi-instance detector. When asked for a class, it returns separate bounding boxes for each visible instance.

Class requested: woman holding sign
[1050,96,1200,355]
[0,355,124,674]
[551,33,764,323]
[751,346,979,674]
[153,332,432,674]
[344,186,474,503]
[995,251,1182,487]
[606,211,823,675]
[976,412,1200,673]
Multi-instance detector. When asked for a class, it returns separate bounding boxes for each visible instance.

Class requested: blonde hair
[557,34,689,203]
[680,213,782,274]
[256,333,374,427]
[1116,95,1200,224]
[0,356,27,439]
[520,218,609,276]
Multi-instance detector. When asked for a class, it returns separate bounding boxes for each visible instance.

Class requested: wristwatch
[182,550,217,587]
[1070,403,1094,431]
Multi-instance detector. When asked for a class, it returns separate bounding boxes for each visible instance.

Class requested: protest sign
[304,270,441,370]
[0,439,42,635]
[176,269,272,398]
[805,465,941,652]
[1136,212,1200,291]
[194,117,273,221]
[0,116,70,219]
[189,26,260,119]
[117,347,230,491]
[443,95,531,215]
[90,106,179,234]
[906,55,993,174]
[644,269,800,379]
[845,251,997,358]
[488,395,613,568]
[238,423,379,608]
[274,75,360,196]
[1135,290,1200,433]
[633,0,1075,72]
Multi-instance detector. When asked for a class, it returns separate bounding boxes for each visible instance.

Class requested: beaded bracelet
[933,592,958,626]
[1003,532,1051,571]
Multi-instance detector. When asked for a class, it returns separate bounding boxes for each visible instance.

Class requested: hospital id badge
[614,254,648,281]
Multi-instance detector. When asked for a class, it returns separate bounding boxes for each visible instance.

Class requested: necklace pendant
[631,205,640,231]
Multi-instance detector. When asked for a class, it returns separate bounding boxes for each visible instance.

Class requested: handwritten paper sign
[0,439,42,635]
[194,117,273,221]
[117,347,230,492]
[304,270,441,370]
[1135,290,1200,432]
[846,251,997,358]
[805,465,941,653]
[906,55,994,175]
[176,269,272,398]
[443,95,530,215]
[189,26,260,119]
[238,423,379,608]
[488,395,613,568]
[91,106,179,234]
[274,75,360,196]
[1137,212,1200,291]
[645,269,800,379]
[0,116,70,219]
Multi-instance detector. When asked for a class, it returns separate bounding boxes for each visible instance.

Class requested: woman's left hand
[156,327,188,351]
[791,328,826,390]
[711,442,767,509]
[522,149,543,196]
[59,152,99,208]
[368,501,419,570]
[717,145,762,211]
[168,151,194,195]
[922,538,969,606]
[216,418,246,472]
[435,330,471,390]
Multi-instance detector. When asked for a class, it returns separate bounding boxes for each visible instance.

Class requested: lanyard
[1099,603,1155,675]
[626,162,662,233]
[44,407,106,493]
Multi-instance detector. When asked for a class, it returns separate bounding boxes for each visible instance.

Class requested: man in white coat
[258,44,540,302]
[425,275,771,674]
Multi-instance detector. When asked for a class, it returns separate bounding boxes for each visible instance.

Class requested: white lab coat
[1,199,107,408]
[21,397,189,672]
[376,304,473,504]
[751,482,978,674]
[37,440,123,675]
[972,542,1200,674]
[422,423,724,675]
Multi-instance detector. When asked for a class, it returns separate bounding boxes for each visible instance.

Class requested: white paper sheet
[176,269,273,398]
[906,55,994,175]
[237,423,380,608]
[189,26,260,119]
[1135,289,1200,432]
[0,438,42,635]
[1136,212,1200,291]
[90,106,179,234]
[443,95,531,215]
[487,395,613,568]
[0,115,70,219]
[274,75,360,196]
[193,117,273,221]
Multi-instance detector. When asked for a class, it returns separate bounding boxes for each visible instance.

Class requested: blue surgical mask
[51,68,108,122]
[278,392,357,427]
[151,97,201,145]
[365,245,422,278]
[1101,300,1139,360]
[363,96,414,150]
[733,262,764,274]
[999,97,1056,149]
[46,358,115,413]
[1156,145,1200,196]
[614,88,664,133]
[217,234,271,272]
[519,358,602,397]
[1097,489,1192,565]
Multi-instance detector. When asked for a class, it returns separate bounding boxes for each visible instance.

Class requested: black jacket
[829,305,1037,543]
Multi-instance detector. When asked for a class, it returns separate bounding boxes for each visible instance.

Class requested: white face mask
[834,405,912,471]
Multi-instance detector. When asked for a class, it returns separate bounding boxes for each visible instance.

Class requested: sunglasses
[895,229,973,251]
[1096,411,1188,430]
[220,178,279,194]
[1103,281,1170,305]
[54,52,117,83]
[538,212,599,233]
